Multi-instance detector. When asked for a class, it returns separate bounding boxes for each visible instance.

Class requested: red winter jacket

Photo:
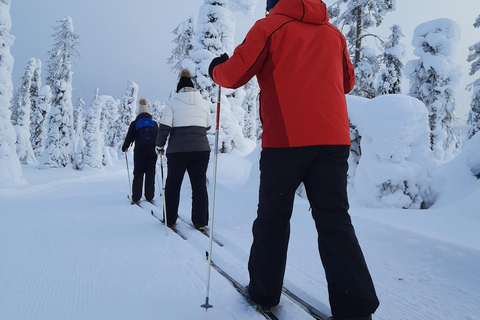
[212,0,354,148]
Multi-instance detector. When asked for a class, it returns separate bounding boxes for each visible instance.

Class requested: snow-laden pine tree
[29,58,42,157]
[190,0,235,103]
[405,18,462,162]
[31,86,52,159]
[98,94,119,165]
[39,16,80,168]
[167,16,196,76]
[150,100,165,124]
[466,14,480,139]
[72,97,85,170]
[83,95,105,169]
[102,96,119,149]
[329,0,395,98]
[72,97,85,151]
[29,58,41,127]
[0,0,23,186]
[242,77,260,142]
[377,24,405,96]
[228,0,259,17]
[188,0,254,154]
[354,47,381,99]
[113,80,138,156]
[11,58,37,164]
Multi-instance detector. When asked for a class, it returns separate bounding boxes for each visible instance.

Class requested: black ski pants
[132,145,157,203]
[165,151,210,227]
[247,145,379,319]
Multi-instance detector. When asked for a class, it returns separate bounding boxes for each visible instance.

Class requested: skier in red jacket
[209,0,379,319]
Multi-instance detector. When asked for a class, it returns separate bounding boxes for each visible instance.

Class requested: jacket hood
[270,0,328,25]
[174,89,204,105]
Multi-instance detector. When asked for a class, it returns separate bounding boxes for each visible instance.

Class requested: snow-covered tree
[40,16,80,168]
[29,58,42,125]
[228,0,259,17]
[0,0,23,186]
[353,95,438,209]
[377,24,405,95]
[150,100,165,124]
[242,77,260,141]
[189,0,254,154]
[353,47,381,98]
[72,97,85,150]
[113,80,138,155]
[31,86,52,159]
[405,18,462,162]
[11,58,37,164]
[94,93,119,165]
[168,16,196,75]
[83,96,104,169]
[215,90,255,154]
[190,0,235,103]
[72,97,85,170]
[102,96,119,149]
[466,14,480,139]
[329,0,395,98]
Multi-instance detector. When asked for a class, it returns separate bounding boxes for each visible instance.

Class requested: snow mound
[352,94,438,209]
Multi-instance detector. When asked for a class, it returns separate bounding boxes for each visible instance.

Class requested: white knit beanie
[137,98,150,115]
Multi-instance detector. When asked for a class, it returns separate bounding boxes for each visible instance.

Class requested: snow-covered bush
[454,132,480,179]
[353,94,438,209]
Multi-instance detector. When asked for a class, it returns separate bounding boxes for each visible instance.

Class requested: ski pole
[125,153,132,200]
[201,85,221,310]
[160,153,168,236]
[156,161,162,197]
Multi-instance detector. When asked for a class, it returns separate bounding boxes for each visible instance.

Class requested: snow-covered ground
[1,145,480,320]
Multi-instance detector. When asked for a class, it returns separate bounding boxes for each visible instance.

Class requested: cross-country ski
[208,259,280,320]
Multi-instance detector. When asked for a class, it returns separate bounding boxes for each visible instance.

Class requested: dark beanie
[176,69,194,93]
[266,0,280,11]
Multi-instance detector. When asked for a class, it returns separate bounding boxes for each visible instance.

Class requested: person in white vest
[156,69,212,229]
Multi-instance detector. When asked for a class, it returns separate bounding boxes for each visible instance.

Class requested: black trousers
[132,145,157,203]
[247,145,379,319]
[165,151,210,227]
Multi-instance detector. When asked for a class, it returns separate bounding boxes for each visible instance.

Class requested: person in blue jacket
[122,98,158,204]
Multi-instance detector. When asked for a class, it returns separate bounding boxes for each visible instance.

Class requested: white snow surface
[1,136,480,320]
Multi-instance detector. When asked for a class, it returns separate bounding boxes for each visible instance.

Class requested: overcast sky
[9,0,479,122]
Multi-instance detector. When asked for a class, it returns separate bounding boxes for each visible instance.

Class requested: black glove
[122,146,127,152]
[208,53,229,80]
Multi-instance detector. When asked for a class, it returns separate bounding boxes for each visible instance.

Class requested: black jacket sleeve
[156,123,172,148]
[122,121,136,152]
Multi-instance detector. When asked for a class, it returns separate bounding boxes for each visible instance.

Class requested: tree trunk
[354,6,362,68]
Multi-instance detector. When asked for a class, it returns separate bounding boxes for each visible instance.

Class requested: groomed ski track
[1,162,480,320]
